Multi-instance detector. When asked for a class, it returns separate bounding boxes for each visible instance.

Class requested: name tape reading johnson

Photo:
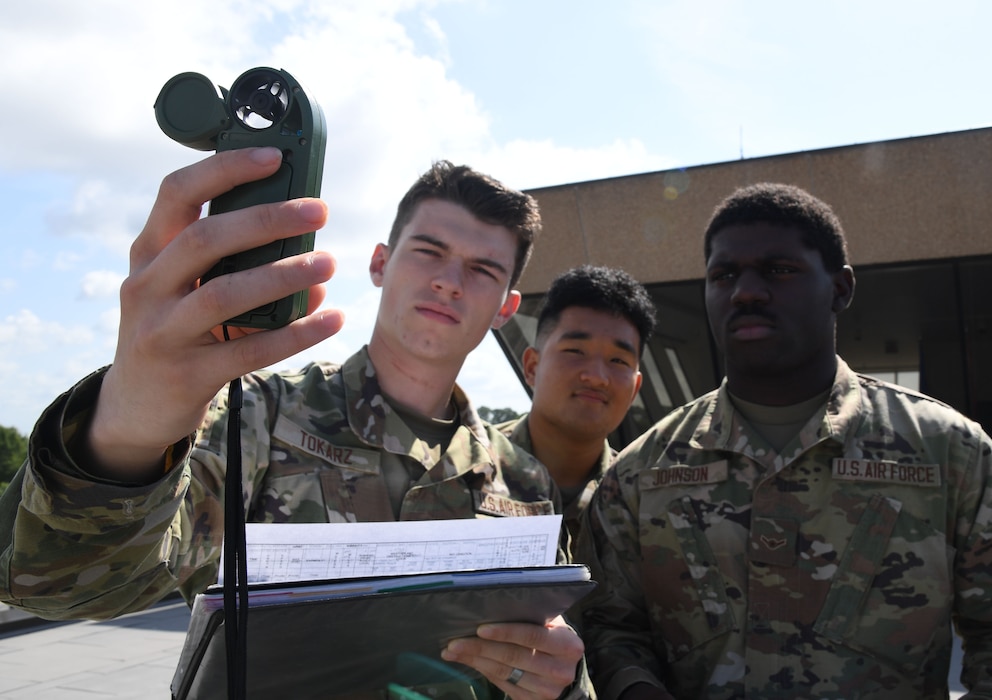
[641,461,729,489]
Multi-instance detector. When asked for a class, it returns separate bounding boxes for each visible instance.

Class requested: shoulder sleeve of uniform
[951,424,992,692]
[27,366,192,486]
[0,368,194,620]
[576,442,669,698]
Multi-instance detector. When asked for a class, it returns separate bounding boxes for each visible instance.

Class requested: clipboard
[170,565,595,699]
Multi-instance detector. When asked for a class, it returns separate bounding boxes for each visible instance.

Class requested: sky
[1,0,990,436]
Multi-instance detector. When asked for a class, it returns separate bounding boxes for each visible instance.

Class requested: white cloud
[0,309,95,351]
[418,13,453,67]
[98,307,121,336]
[480,137,671,191]
[52,251,86,272]
[45,178,154,256]
[80,271,126,300]
[18,249,43,270]
[0,309,114,432]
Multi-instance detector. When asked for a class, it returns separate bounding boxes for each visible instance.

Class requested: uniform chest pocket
[264,418,389,522]
[640,493,737,663]
[253,468,332,523]
[813,493,953,674]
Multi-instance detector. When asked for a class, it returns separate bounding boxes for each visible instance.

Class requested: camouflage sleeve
[576,445,669,700]
[951,425,992,698]
[0,367,201,620]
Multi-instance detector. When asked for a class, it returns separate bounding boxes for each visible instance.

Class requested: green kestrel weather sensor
[154,67,327,329]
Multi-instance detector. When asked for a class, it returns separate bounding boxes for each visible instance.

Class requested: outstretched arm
[0,149,345,620]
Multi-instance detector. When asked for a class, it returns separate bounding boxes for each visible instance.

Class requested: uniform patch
[760,535,787,551]
[473,491,554,517]
[273,417,380,473]
[642,461,728,489]
[749,515,799,567]
[832,458,941,487]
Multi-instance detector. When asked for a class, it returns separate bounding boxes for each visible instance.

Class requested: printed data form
[222,515,563,584]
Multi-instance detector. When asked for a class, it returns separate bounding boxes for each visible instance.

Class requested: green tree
[0,425,28,495]
[477,406,522,425]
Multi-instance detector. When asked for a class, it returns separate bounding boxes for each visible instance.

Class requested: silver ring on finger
[506,667,524,686]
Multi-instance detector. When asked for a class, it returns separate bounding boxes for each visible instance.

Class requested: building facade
[494,127,992,447]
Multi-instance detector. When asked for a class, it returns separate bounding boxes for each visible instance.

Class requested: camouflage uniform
[498,414,613,547]
[0,347,587,697]
[577,358,992,700]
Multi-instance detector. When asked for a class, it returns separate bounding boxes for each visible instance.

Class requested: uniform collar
[505,414,613,481]
[691,356,863,462]
[342,346,495,469]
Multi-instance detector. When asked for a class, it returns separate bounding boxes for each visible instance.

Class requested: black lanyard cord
[222,325,249,700]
